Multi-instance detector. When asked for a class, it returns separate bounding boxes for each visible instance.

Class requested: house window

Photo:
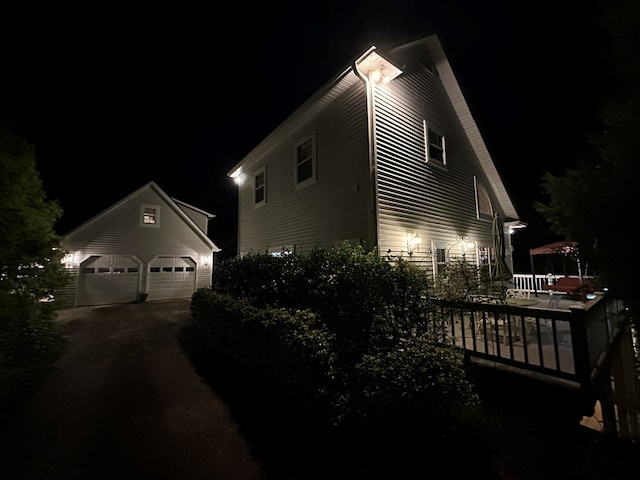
[295,133,316,187]
[474,177,493,219]
[423,121,446,166]
[140,204,160,227]
[254,166,266,206]
[427,128,446,165]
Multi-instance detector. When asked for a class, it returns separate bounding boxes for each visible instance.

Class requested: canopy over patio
[529,240,578,256]
[529,240,583,295]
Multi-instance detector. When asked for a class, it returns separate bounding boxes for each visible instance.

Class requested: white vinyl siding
[236,76,370,255]
[373,52,496,265]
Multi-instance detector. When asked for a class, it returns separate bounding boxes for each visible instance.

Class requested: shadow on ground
[177,323,496,479]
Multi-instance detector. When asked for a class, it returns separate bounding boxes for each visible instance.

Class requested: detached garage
[60,181,220,307]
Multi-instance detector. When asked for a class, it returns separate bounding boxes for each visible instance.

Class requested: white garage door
[147,257,196,301]
[77,256,140,306]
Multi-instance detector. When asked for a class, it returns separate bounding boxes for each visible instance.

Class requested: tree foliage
[0,125,68,420]
[534,0,640,316]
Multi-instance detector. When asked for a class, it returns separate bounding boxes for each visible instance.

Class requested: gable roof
[227,33,520,223]
[63,181,220,252]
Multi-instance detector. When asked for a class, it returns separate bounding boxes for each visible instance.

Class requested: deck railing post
[568,305,596,416]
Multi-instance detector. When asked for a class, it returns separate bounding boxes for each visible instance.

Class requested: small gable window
[423,120,446,166]
[295,132,316,187]
[254,166,266,206]
[140,204,160,227]
[474,177,493,219]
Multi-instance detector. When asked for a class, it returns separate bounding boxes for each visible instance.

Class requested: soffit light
[355,48,403,84]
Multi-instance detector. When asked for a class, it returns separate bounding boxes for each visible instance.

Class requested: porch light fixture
[407,232,422,254]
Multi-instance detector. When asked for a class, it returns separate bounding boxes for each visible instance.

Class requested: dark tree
[0,125,68,419]
[534,0,640,334]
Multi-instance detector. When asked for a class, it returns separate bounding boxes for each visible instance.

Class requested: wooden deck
[430,291,627,416]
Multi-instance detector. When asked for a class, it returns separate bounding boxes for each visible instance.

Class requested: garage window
[98,267,110,273]
[150,267,160,272]
[140,204,161,227]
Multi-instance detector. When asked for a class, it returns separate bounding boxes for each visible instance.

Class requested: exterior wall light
[407,232,422,254]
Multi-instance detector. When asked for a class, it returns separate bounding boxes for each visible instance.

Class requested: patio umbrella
[492,212,513,283]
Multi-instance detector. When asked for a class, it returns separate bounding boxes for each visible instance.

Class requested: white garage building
[60,181,220,307]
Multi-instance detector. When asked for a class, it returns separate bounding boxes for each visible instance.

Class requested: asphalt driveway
[0,299,268,480]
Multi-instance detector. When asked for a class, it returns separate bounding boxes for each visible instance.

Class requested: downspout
[354,47,380,253]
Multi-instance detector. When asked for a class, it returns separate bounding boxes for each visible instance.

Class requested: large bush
[200,243,480,430]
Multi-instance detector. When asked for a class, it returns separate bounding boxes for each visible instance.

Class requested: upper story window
[254,166,266,207]
[474,176,493,219]
[295,132,316,188]
[423,120,446,166]
[140,204,160,227]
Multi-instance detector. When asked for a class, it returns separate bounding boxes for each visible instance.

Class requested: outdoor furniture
[505,297,539,306]
[543,277,582,294]
[506,288,531,300]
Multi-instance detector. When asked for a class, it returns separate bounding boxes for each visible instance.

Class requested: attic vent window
[140,204,161,227]
[144,208,157,224]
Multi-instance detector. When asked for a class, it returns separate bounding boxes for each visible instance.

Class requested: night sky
[1,1,610,269]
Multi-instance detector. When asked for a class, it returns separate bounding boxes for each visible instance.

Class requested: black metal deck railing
[429,293,628,411]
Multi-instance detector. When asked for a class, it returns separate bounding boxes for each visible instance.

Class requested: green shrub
[353,336,480,428]
[0,293,64,422]
[197,244,480,431]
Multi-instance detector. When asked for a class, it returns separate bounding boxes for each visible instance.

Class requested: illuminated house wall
[228,34,522,276]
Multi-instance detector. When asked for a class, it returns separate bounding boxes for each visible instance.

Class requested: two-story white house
[227,33,524,279]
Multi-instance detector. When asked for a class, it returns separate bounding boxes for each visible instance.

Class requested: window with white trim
[295,133,316,187]
[254,166,266,206]
[474,176,493,219]
[140,204,160,227]
[427,127,446,165]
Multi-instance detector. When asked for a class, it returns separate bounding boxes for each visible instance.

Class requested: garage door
[147,257,196,301]
[77,255,140,306]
